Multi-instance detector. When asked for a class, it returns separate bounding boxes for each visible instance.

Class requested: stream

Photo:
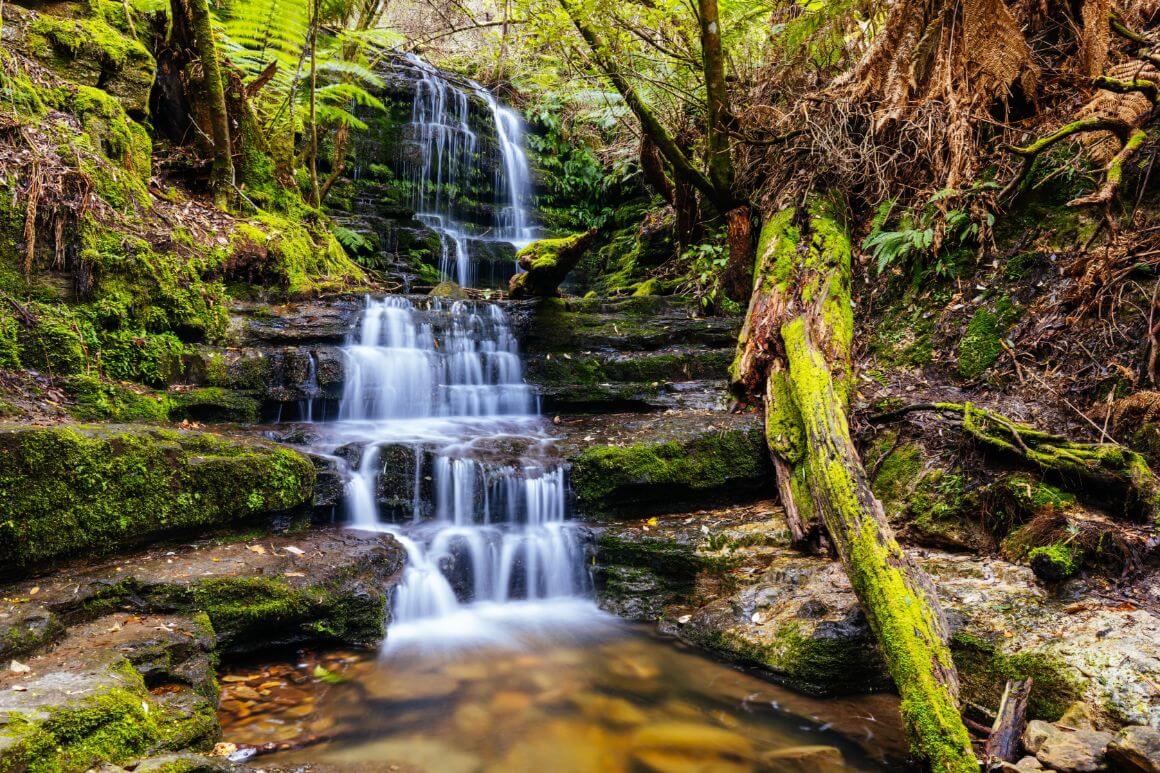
[221,56,905,771]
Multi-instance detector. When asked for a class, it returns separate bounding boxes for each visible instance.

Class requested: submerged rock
[0,424,316,575]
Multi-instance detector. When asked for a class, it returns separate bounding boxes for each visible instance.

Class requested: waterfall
[401,54,537,287]
[330,296,589,649]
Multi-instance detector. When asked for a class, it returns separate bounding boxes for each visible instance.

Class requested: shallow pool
[219,601,907,771]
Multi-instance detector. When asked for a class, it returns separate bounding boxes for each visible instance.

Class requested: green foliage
[526,93,636,231]
[862,183,998,277]
[678,237,734,313]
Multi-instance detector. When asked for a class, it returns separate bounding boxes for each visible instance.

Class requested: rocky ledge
[0,424,316,575]
[560,410,771,515]
[0,527,403,770]
[594,500,1160,734]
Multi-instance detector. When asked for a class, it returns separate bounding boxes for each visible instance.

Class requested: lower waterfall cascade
[314,296,592,650]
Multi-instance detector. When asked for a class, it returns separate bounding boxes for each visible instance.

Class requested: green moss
[528,350,730,388]
[234,211,365,294]
[64,374,171,422]
[0,425,315,572]
[951,632,1084,721]
[176,575,387,653]
[957,296,1020,379]
[1027,543,1081,582]
[168,388,260,424]
[570,426,769,511]
[0,659,160,772]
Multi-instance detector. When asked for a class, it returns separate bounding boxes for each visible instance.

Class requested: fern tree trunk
[172,0,234,207]
[731,199,977,773]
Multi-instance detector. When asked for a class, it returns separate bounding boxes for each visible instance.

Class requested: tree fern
[216,0,311,96]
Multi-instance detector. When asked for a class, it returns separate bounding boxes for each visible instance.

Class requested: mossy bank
[0,424,315,574]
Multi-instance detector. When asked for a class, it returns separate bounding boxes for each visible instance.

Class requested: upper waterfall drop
[401,53,537,287]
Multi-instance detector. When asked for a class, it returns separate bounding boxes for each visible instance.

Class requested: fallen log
[985,679,1033,765]
[732,199,977,772]
[871,401,1160,522]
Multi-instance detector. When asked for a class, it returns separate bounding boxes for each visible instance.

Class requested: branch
[1068,127,1148,207]
[1002,118,1136,204]
[1092,75,1160,103]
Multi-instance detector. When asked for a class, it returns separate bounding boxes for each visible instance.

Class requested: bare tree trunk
[174,0,234,207]
[731,200,977,773]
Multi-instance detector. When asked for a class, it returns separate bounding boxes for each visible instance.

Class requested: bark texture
[173,0,234,206]
[731,199,977,772]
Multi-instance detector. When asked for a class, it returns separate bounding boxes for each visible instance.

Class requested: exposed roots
[872,401,1160,521]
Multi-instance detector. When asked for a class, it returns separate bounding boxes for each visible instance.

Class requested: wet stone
[1107,726,1160,773]
[759,745,845,772]
[1024,720,1114,772]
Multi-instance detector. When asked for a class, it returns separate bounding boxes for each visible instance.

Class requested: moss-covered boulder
[0,528,404,657]
[868,435,992,552]
[167,388,261,424]
[0,648,213,771]
[508,229,598,298]
[5,3,156,116]
[568,414,771,514]
[0,425,315,574]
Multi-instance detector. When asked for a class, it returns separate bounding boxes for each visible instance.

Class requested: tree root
[1002,117,1139,205]
[871,402,1160,522]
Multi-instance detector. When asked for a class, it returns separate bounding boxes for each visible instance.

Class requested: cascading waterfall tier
[316,296,589,650]
[401,54,536,288]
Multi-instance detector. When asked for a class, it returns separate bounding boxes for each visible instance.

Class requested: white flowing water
[317,296,589,652]
[401,53,536,287]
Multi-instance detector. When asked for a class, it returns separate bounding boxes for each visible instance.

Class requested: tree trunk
[722,204,755,302]
[557,0,724,209]
[307,0,321,208]
[698,0,732,196]
[732,200,977,772]
[176,0,234,207]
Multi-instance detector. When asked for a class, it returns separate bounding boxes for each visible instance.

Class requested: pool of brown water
[219,608,908,771]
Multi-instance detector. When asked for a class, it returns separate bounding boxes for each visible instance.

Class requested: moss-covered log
[731,200,977,771]
[508,229,598,298]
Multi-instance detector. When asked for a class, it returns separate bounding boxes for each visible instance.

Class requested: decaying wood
[984,679,1032,765]
[732,201,977,772]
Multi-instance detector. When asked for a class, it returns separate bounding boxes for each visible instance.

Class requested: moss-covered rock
[10,4,155,115]
[0,651,188,771]
[868,436,991,552]
[63,375,171,422]
[1027,543,1081,582]
[167,388,260,424]
[509,230,599,298]
[0,529,404,656]
[951,632,1085,721]
[570,422,770,513]
[0,425,315,574]
[957,296,1020,379]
